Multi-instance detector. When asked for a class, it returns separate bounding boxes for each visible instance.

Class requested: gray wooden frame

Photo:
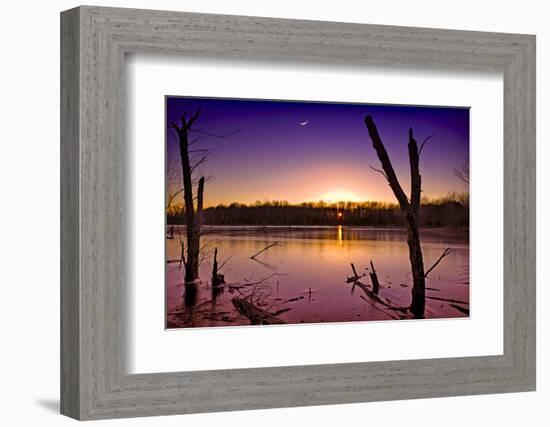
[61,5,536,420]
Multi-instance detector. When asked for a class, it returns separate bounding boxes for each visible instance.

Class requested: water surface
[166,226,469,328]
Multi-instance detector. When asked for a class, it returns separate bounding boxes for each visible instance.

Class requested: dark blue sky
[166,96,469,206]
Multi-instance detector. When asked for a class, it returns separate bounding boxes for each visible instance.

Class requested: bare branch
[189,136,208,146]
[250,242,279,259]
[418,134,435,156]
[218,255,233,272]
[186,107,202,130]
[424,248,451,278]
[191,123,249,139]
[188,148,214,154]
[168,122,182,133]
[190,155,208,174]
[166,188,184,210]
[453,159,469,185]
[368,165,389,181]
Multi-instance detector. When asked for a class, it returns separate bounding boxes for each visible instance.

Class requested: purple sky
[166,96,469,206]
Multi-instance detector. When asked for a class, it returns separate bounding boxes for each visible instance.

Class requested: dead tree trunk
[211,247,225,287]
[364,116,426,318]
[405,211,425,317]
[170,109,204,284]
[186,176,204,282]
[369,260,380,295]
[212,247,219,285]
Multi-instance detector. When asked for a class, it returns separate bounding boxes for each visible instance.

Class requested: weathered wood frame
[61,6,536,420]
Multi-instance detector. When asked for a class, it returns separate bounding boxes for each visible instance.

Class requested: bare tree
[364,115,427,318]
[169,108,205,284]
[168,108,249,285]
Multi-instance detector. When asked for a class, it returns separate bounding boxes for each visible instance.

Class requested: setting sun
[320,190,361,203]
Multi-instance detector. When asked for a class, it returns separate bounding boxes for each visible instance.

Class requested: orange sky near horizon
[166,97,469,209]
[168,161,466,208]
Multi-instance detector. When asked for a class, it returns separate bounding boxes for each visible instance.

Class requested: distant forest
[166,192,469,227]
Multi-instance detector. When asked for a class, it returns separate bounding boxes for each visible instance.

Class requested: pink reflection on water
[166,226,469,329]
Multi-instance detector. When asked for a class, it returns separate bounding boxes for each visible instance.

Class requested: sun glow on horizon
[319,190,362,203]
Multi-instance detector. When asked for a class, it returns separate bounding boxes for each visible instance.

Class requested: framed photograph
[61,6,536,420]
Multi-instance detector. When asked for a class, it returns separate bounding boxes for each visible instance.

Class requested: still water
[166,226,469,328]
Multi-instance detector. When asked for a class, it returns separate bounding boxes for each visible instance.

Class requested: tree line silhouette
[166,193,468,228]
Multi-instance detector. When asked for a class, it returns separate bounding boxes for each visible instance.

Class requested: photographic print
[165,97,470,329]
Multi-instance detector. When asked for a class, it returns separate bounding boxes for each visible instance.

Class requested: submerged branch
[218,255,232,272]
[346,263,366,283]
[424,248,452,278]
[250,242,279,259]
[349,278,408,314]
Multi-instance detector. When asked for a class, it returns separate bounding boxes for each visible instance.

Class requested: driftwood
[250,242,278,259]
[231,297,287,325]
[364,115,427,318]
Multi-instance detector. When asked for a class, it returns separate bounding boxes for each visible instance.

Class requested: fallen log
[231,297,287,325]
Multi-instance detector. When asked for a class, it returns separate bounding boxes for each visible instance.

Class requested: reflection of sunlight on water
[166,226,470,328]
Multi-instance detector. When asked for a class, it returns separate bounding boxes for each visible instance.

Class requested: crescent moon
[299,120,309,126]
